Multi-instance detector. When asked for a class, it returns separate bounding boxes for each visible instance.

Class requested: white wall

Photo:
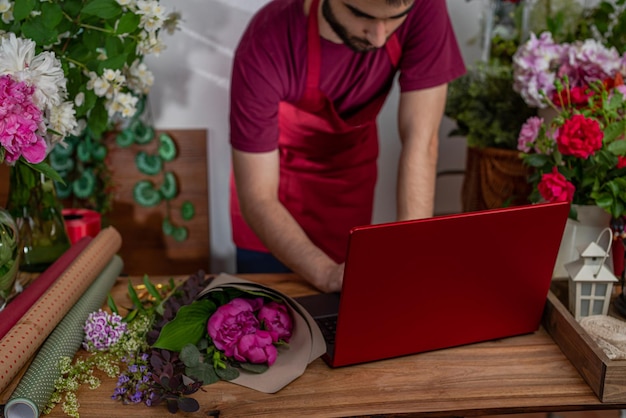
[145,0,484,274]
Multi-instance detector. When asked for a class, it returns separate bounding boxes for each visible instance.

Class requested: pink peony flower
[537,167,576,203]
[207,298,260,357]
[233,330,278,366]
[556,114,603,159]
[258,301,293,343]
[0,74,47,164]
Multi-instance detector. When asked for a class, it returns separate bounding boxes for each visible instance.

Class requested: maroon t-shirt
[230,0,466,153]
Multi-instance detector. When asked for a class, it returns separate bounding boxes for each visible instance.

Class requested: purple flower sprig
[83,309,127,351]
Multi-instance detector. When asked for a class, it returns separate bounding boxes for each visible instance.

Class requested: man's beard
[321,0,378,53]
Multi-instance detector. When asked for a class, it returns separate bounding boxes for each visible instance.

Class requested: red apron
[231,0,401,262]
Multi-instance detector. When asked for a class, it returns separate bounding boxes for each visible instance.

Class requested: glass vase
[0,208,20,307]
[6,163,70,272]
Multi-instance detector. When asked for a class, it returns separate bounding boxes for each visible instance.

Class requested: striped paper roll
[5,255,123,418]
[0,226,122,394]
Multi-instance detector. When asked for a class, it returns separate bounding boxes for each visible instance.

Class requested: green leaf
[215,366,240,381]
[142,274,162,302]
[21,19,58,45]
[186,362,219,385]
[608,139,626,155]
[523,153,550,168]
[107,294,119,315]
[152,299,216,351]
[180,344,201,367]
[23,160,64,183]
[98,54,128,71]
[127,280,142,310]
[81,0,122,19]
[13,0,36,21]
[239,363,269,374]
[41,2,64,29]
[116,12,140,34]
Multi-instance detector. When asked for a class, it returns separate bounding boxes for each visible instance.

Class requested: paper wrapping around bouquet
[198,273,326,393]
[0,227,122,394]
[5,255,124,418]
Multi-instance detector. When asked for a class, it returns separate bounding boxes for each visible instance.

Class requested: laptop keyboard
[316,315,338,345]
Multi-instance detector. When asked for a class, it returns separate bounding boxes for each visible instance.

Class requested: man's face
[321,0,415,52]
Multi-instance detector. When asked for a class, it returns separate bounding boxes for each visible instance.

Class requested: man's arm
[232,148,344,293]
[396,84,448,221]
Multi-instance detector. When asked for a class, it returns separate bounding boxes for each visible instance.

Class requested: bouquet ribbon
[62,209,102,245]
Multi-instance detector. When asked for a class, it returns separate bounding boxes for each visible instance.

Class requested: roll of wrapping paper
[0,226,122,394]
[4,255,123,418]
[0,236,93,340]
[62,209,102,245]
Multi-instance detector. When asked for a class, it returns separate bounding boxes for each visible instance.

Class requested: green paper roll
[5,255,123,418]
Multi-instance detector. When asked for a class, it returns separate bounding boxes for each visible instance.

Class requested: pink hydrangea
[517,116,543,153]
[0,74,47,164]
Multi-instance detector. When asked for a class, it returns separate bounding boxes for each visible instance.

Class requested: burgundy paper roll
[62,209,102,245]
[0,236,92,340]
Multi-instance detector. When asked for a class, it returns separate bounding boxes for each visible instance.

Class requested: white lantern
[565,228,618,321]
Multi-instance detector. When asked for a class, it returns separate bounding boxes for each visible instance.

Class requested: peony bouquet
[49,273,324,416]
[513,31,626,220]
[0,32,77,179]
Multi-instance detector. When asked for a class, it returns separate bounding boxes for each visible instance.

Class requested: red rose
[618,155,626,169]
[537,167,575,203]
[552,85,595,107]
[556,114,603,158]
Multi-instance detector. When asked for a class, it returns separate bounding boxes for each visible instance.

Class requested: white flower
[136,0,166,33]
[0,0,12,24]
[0,33,67,109]
[126,59,153,95]
[48,101,78,143]
[136,31,165,56]
[87,69,125,99]
[107,92,138,118]
[74,92,85,107]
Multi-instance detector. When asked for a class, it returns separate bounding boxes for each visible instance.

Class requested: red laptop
[296,201,570,367]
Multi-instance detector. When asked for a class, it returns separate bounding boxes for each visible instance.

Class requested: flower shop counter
[7,273,626,418]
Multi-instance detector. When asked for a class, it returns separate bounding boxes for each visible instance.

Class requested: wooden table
[11,273,626,417]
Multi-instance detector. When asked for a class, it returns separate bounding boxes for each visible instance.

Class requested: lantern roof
[565,259,619,283]
[579,241,609,258]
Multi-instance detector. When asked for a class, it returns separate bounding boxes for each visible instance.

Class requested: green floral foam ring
[116,129,135,148]
[158,133,177,161]
[49,151,75,172]
[159,172,178,200]
[181,201,195,220]
[172,226,188,242]
[91,143,108,161]
[136,151,163,176]
[77,141,92,162]
[133,180,161,207]
[162,218,174,235]
[72,170,96,199]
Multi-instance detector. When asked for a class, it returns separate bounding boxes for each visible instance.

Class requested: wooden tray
[543,280,626,402]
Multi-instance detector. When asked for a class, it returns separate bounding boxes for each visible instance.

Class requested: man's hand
[312,262,344,293]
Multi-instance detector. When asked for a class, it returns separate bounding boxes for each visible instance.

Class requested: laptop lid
[325,201,569,367]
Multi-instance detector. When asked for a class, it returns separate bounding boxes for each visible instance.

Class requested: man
[230,0,465,292]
